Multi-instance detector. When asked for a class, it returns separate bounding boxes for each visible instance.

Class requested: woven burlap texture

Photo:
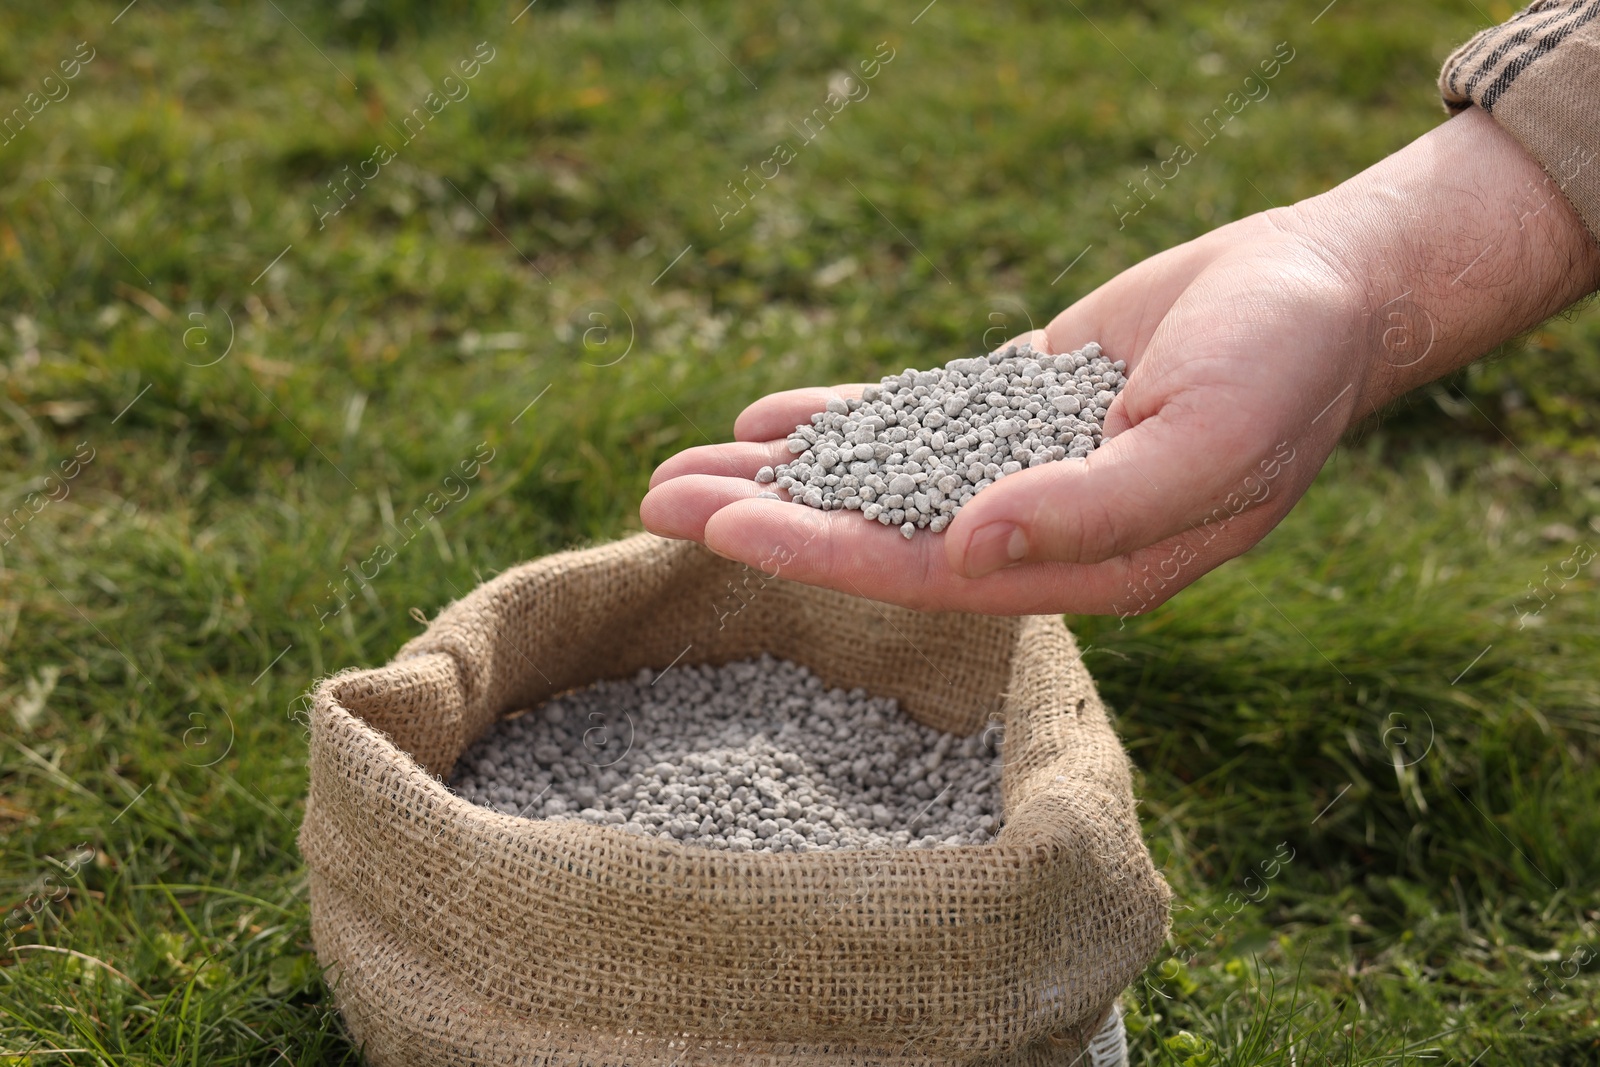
[300,533,1171,1066]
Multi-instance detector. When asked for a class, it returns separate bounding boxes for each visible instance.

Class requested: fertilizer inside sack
[449,654,1003,853]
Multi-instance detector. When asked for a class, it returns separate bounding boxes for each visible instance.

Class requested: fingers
[732,385,871,443]
[944,400,1279,577]
[696,498,1118,614]
[640,474,783,541]
[696,496,1276,615]
[646,464,1284,614]
[647,440,792,489]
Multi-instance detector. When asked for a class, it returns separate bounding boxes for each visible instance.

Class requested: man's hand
[641,108,1600,615]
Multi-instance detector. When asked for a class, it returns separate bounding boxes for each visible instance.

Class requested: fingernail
[961,522,1028,578]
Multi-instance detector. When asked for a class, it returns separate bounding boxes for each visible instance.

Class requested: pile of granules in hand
[448,655,1003,853]
[757,340,1125,538]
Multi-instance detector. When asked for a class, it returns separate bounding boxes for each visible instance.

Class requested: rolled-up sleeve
[1441,0,1600,242]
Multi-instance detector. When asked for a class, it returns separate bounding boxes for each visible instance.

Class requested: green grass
[3,0,1598,1062]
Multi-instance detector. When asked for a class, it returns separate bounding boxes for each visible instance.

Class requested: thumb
[944,398,1290,577]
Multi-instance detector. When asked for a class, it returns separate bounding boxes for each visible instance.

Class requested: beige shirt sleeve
[1441,0,1600,242]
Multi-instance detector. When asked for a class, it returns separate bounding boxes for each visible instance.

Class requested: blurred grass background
[2,0,1598,1062]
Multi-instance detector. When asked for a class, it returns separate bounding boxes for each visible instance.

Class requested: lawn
[2,0,1598,1063]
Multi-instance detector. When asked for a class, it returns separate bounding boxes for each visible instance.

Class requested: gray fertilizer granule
[774,340,1125,537]
[448,655,1003,853]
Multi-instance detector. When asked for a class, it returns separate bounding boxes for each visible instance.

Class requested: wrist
[1278,107,1600,421]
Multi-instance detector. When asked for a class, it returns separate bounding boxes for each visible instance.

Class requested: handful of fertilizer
[761,341,1125,538]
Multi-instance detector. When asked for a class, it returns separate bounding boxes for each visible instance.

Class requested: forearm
[1280,106,1600,420]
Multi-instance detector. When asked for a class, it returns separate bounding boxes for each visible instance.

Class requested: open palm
[642,212,1364,615]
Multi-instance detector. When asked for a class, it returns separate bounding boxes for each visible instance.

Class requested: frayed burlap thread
[300,534,1169,1065]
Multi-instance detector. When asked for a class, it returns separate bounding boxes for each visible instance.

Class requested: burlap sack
[300,533,1170,1066]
